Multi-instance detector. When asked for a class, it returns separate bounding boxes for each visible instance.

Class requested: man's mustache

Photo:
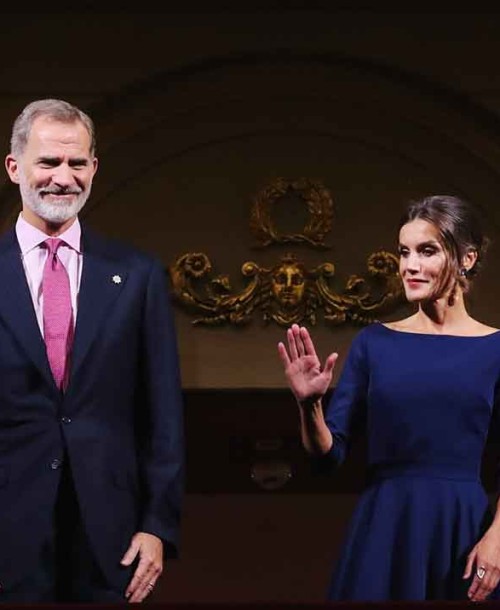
[39,188,82,195]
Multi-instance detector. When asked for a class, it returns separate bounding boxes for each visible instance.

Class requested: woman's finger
[474,566,500,601]
[277,342,291,368]
[323,352,339,376]
[286,326,299,360]
[463,548,476,580]
[300,326,317,358]
[468,563,493,601]
[294,325,306,357]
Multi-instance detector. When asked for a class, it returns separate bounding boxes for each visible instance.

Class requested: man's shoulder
[0,226,17,251]
[81,225,162,269]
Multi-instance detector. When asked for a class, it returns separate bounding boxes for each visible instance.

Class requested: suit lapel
[69,229,128,382]
[0,228,56,390]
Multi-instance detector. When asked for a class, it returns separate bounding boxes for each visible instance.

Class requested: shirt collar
[15,213,82,255]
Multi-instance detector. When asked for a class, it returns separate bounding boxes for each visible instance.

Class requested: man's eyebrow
[35,155,89,165]
[36,155,61,163]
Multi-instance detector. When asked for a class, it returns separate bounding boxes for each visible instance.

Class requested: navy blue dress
[325,323,500,600]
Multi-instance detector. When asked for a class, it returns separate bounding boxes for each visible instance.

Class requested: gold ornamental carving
[250,178,333,248]
[170,250,402,327]
[169,178,404,327]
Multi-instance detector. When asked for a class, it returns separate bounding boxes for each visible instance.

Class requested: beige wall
[2,8,500,389]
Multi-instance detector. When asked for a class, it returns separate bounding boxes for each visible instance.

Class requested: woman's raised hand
[278,324,338,405]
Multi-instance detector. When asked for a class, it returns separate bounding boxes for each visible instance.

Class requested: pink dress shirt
[15,213,83,337]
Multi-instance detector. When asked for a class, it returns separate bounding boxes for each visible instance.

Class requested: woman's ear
[462,248,478,273]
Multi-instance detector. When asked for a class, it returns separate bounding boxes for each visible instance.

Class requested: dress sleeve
[324,329,369,466]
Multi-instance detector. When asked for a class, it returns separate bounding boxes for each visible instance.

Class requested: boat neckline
[378,322,500,338]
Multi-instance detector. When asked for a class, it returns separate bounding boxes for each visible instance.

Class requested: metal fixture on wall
[250,437,292,491]
[169,178,404,327]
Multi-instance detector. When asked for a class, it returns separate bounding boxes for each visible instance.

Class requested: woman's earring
[460,267,468,277]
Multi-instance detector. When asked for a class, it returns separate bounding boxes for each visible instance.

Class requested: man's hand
[121,532,163,603]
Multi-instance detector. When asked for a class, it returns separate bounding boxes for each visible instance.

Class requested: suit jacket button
[61,416,72,424]
[50,458,62,470]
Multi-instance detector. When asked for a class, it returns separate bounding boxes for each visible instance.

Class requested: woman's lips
[406,279,428,286]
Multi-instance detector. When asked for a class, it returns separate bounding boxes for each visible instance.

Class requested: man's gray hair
[10,99,96,157]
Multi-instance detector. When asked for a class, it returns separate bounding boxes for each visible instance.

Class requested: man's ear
[5,155,20,184]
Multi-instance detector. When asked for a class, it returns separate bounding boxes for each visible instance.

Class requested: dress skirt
[328,465,496,601]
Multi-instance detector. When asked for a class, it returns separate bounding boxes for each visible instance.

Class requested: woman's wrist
[297,396,323,410]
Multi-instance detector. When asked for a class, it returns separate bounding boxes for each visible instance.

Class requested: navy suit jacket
[0,225,184,591]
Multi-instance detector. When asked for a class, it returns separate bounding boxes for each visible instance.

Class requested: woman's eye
[422,248,436,256]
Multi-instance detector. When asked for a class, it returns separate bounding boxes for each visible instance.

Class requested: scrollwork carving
[169,251,404,327]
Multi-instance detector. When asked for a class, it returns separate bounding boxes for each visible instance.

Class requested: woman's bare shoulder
[382,316,499,337]
[469,321,500,336]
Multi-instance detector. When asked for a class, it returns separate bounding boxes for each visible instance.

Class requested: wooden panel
[184,389,499,493]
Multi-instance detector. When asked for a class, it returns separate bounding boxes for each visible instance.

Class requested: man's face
[5,116,98,227]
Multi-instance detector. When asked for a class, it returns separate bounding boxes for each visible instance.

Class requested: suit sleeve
[323,329,369,466]
[138,259,184,557]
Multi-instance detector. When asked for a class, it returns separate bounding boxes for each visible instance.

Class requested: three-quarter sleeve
[324,329,369,466]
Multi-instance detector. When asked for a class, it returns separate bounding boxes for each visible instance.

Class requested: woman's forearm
[298,399,333,455]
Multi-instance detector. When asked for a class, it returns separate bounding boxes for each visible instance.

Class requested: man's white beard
[19,174,91,225]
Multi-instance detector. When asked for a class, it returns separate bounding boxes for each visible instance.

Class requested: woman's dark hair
[399,195,489,293]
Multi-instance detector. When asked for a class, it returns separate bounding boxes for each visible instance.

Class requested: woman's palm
[285,354,333,402]
[278,324,337,403]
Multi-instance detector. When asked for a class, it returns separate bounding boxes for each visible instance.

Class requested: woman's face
[398,219,450,303]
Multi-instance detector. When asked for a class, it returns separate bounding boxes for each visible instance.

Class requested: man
[0,99,184,602]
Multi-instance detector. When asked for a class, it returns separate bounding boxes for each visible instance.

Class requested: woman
[278,195,500,601]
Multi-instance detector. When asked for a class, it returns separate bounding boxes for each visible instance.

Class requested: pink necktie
[43,238,73,391]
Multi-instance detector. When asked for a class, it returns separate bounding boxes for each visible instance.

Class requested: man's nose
[51,164,75,187]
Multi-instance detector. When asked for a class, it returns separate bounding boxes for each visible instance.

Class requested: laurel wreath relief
[249,177,333,248]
